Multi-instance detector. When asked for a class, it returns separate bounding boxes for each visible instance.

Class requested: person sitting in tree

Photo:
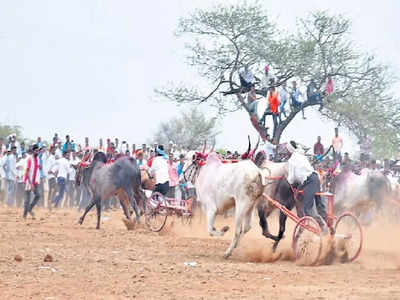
[306,79,324,111]
[290,81,306,119]
[239,65,255,92]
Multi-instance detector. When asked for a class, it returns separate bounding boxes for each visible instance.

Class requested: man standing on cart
[150,145,170,196]
[286,141,327,232]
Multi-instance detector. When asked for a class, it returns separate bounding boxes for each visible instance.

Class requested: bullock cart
[144,158,240,232]
[144,191,194,232]
[263,185,363,266]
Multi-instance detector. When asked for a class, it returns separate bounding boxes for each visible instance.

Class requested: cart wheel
[145,192,168,232]
[292,216,322,266]
[334,212,363,262]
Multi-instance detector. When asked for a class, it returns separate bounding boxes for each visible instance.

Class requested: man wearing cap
[287,141,327,230]
[150,145,170,196]
[23,144,41,218]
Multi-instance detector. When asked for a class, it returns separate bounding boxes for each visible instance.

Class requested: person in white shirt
[287,141,327,230]
[16,152,28,207]
[46,146,58,209]
[260,65,275,96]
[55,142,63,158]
[150,145,170,196]
[278,81,289,122]
[3,146,17,206]
[264,135,276,161]
[52,151,71,208]
[66,151,79,207]
[239,66,255,91]
[120,141,129,154]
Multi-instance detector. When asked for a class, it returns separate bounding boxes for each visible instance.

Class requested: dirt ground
[0,205,399,300]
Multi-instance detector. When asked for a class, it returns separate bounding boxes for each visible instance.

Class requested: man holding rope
[287,141,327,232]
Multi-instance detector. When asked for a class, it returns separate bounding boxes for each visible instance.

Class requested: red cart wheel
[292,216,322,266]
[334,212,363,262]
[145,192,168,232]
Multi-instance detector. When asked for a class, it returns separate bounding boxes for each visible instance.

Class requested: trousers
[53,177,66,207]
[155,181,170,196]
[24,183,41,218]
[6,179,16,206]
[301,173,327,227]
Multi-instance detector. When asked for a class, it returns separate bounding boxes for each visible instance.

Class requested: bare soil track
[0,207,399,300]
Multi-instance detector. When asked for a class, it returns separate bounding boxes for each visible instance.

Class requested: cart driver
[286,141,327,232]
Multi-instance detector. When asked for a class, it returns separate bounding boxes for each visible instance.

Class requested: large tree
[151,108,218,151]
[156,3,399,158]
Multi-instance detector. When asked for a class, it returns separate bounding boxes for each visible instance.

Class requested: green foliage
[0,124,23,141]
[152,108,218,151]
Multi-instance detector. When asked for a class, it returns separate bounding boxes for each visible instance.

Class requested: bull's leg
[95,197,102,229]
[224,203,253,259]
[78,198,96,225]
[257,202,280,241]
[295,196,304,218]
[206,206,227,237]
[126,187,140,223]
[272,212,288,251]
[242,208,253,234]
[119,197,131,220]
[116,190,131,220]
[134,189,146,216]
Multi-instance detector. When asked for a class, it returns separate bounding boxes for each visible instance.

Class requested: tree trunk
[235,93,269,141]
[242,98,319,145]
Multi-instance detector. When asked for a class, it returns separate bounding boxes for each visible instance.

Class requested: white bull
[184,152,266,258]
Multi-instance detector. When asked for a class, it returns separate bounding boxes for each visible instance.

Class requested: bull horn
[253,136,260,153]
[202,140,207,154]
[248,136,260,159]
[247,135,251,154]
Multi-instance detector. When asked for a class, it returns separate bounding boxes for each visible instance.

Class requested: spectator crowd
[0,127,398,217]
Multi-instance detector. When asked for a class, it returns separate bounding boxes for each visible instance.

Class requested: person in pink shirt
[167,152,179,198]
[23,144,41,219]
[332,127,343,163]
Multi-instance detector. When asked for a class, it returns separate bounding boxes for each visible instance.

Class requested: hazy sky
[1,0,399,153]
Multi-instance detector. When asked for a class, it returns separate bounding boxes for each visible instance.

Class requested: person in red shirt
[313,136,324,156]
[106,138,113,155]
[147,150,156,168]
[268,86,280,137]
[23,144,41,219]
